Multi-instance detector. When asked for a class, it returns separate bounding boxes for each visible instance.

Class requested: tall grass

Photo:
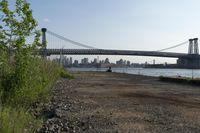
[0,56,63,107]
[8,58,62,107]
[0,53,72,132]
[0,107,42,133]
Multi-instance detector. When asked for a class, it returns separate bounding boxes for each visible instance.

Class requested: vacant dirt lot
[41,71,200,133]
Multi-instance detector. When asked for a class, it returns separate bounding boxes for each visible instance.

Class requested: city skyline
[52,56,171,68]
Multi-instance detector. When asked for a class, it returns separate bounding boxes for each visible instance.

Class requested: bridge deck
[39,49,189,58]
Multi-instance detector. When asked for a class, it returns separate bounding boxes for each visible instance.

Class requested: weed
[0,107,42,133]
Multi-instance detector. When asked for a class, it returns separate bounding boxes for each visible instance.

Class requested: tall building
[105,58,110,64]
[70,57,73,66]
[127,61,131,66]
[93,58,97,64]
[116,59,124,66]
[81,58,89,65]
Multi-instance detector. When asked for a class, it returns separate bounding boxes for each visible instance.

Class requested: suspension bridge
[39,28,200,69]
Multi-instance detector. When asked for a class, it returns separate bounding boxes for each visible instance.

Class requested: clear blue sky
[10,0,200,63]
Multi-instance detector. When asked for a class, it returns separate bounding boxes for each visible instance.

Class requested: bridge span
[40,49,190,58]
[38,48,200,69]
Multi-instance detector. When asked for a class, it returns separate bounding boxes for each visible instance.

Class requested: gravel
[37,71,200,133]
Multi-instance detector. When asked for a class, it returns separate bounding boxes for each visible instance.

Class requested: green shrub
[0,55,74,131]
[0,57,67,132]
[159,76,200,85]
[60,68,74,79]
[1,57,61,107]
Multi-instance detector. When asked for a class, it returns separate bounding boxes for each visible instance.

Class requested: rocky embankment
[38,78,91,132]
[38,72,200,133]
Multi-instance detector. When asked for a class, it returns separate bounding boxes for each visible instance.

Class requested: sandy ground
[40,71,200,133]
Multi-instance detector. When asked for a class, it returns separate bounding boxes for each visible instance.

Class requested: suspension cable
[46,30,189,51]
[156,40,188,52]
[47,30,97,49]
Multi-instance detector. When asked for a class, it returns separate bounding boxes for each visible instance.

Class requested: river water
[69,67,200,78]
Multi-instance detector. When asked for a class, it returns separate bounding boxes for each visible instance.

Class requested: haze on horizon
[28,0,200,63]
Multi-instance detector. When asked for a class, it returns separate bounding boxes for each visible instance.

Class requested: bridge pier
[177,55,200,69]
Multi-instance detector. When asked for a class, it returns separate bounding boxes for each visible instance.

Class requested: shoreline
[68,67,200,78]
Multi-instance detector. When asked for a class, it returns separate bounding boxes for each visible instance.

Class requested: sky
[7,0,200,63]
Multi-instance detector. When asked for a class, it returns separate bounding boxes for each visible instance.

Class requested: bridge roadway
[38,49,193,58]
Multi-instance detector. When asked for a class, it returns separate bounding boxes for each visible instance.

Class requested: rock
[55,109,62,118]
[63,126,69,132]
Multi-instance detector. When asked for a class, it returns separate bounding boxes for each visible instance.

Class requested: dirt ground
[40,71,200,133]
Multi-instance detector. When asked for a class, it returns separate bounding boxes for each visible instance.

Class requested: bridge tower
[41,28,47,57]
[178,38,200,69]
[188,39,194,54]
[41,28,47,49]
[188,38,199,54]
[193,38,199,54]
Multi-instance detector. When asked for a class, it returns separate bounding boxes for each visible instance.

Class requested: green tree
[0,0,41,49]
[0,0,42,104]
